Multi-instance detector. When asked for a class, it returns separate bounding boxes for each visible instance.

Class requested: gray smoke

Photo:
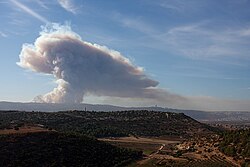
[17,23,178,103]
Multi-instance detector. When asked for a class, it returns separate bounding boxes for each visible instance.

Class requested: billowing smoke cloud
[17,23,250,111]
[18,23,180,103]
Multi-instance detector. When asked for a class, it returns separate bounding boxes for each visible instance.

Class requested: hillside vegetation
[0,110,218,137]
[0,131,142,167]
[219,129,250,158]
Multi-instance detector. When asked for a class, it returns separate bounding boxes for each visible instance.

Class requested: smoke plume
[18,23,179,103]
[16,23,250,111]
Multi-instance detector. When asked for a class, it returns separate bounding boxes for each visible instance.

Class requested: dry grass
[0,126,51,134]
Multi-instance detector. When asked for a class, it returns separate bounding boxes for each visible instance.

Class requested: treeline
[219,129,250,158]
[0,132,142,167]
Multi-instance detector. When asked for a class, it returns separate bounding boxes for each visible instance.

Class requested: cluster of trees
[219,129,250,158]
[0,132,142,167]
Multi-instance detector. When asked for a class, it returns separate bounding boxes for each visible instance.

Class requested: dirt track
[99,136,180,145]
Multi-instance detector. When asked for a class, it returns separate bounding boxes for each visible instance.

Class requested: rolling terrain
[0,110,249,166]
[1,101,250,122]
[0,110,218,137]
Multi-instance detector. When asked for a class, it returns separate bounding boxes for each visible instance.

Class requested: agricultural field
[103,134,246,167]
[100,136,181,156]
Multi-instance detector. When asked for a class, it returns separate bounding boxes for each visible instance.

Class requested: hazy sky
[0,0,250,110]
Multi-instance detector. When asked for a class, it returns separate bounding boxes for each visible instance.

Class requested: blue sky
[0,0,250,110]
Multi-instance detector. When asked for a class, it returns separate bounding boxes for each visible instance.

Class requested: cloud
[164,23,240,59]
[0,31,7,38]
[17,23,183,104]
[239,28,250,37]
[112,11,250,63]
[10,0,48,23]
[35,0,49,9]
[113,13,155,35]
[57,0,78,14]
[138,22,250,62]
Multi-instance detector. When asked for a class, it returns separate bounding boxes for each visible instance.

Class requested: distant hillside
[0,132,142,167]
[1,101,249,121]
[0,101,124,112]
[0,110,218,137]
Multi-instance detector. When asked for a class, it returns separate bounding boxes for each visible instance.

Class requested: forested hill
[0,132,142,167]
[0,110,218,137]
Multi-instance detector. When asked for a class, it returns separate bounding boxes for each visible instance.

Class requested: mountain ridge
[0,101,249,122]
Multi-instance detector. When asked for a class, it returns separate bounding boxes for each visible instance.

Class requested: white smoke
[17,23,179,103]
